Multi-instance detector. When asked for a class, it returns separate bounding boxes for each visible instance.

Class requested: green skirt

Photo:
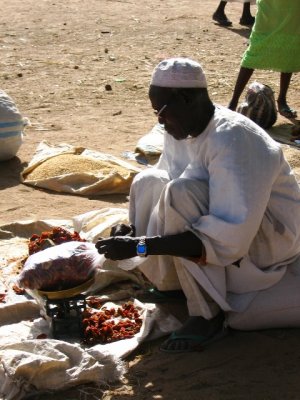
[241,0,300,72]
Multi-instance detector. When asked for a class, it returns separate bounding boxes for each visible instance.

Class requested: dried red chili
[28,226,85,255]
[12,284,26,295]
[86,296,103,309]
[36,333,48,339]
[82,302,143,345]
[0,293,6,303]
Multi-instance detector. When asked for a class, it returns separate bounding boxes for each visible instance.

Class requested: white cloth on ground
[0,209,181,399]
[128,106,300,327]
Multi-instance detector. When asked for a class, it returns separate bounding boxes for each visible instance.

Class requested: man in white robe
[96,58,300,352]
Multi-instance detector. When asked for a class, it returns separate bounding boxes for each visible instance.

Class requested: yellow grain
[25,154,130,180]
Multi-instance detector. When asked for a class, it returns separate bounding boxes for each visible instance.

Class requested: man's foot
[239,15,255,26]
[277,102,298,119]
[160,312,227,353]
[212,12,232,27]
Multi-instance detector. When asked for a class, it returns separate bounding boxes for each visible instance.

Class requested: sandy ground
[1,0,300,399]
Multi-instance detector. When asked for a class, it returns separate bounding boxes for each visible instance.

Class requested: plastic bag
[237,82,277,129]
[17,241,101,291]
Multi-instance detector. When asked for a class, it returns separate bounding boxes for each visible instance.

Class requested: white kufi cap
[150,57,207,88]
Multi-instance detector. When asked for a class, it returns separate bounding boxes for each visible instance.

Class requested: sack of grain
[25,154,132,181]
[0,89,27,161]
[21,141,141,195]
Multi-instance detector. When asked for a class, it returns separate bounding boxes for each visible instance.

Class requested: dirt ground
[1,0,300,399]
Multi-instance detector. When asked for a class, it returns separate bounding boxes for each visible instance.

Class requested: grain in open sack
[24,153,131,180]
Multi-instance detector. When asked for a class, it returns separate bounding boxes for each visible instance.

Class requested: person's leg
[240,2,255,26]
[212,1,232,27]
[228,256,300,330]
[152,178,229,352]
[277,72,297,118]
[129,168,170,236]
[228,66,254,111]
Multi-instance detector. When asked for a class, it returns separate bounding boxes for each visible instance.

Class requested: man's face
[149,86,195,140]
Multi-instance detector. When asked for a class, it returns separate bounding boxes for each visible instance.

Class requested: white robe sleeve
[186,125,283,266]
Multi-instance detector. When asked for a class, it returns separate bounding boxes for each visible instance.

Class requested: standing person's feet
[239,15,255,26]
[277,101,298,119]
[212,12,232,27]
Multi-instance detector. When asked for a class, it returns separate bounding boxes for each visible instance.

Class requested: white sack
[0,89,27,161]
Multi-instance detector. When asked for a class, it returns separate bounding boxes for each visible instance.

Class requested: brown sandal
[278,105,298,119]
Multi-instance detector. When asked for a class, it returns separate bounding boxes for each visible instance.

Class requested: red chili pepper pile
[82,302,142,344]
[28,226,85,255]
[12,284,25,295]
[0,293,6,303]
[86,296,103,309]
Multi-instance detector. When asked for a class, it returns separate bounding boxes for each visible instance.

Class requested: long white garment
[128,106,300,326]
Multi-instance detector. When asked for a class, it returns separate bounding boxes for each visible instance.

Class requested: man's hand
[95,236,138,260]
[96,231,204,261]
[110,223,136,237]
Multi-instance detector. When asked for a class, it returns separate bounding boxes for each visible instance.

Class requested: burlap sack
[21,141,141,195]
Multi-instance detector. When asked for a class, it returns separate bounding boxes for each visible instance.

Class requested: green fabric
[242,0,300,72]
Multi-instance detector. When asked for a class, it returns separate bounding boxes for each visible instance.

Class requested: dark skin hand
[110,223,136,237]
[95,224,204,261]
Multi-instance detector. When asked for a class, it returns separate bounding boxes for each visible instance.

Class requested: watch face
[137,244,146,254]
[137,237,147,257]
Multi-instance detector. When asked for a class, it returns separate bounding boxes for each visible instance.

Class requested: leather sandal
[278,105,298,119]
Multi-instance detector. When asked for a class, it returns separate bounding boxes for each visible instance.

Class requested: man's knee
[167,178,208,198]
[132,168,169,188]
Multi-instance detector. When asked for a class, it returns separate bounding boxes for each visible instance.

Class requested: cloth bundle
[237,82,277,129]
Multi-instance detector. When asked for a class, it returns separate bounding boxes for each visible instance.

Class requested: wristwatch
[136,236,147,257]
